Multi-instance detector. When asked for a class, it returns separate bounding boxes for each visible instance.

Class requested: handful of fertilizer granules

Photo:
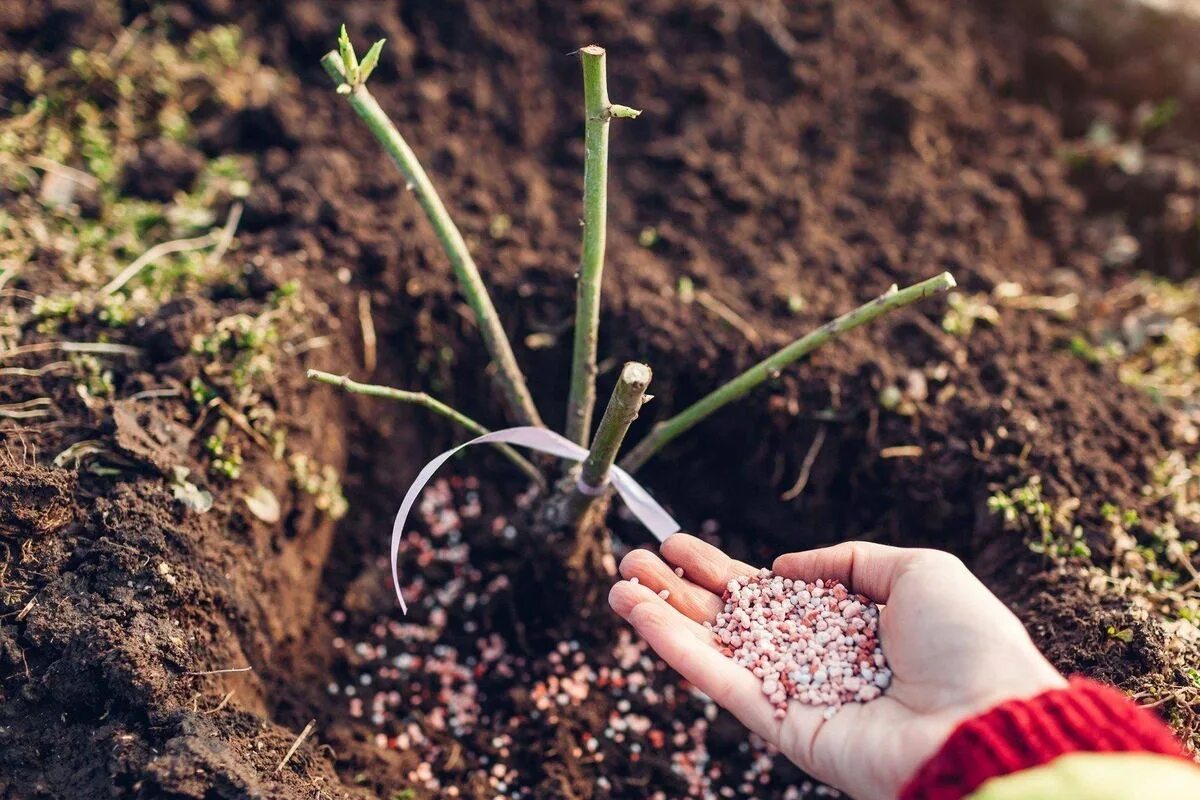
[709,569,891,719]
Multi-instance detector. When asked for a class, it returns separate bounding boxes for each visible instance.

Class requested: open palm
[610,535,1066,799]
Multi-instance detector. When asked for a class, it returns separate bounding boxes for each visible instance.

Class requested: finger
[772,542,919,603]
[619,589,780,741]
[608,580,715,647]
[659,533,758,594]
[619,548,725,622]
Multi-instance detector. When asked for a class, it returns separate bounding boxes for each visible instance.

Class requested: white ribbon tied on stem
[391,426,681,613]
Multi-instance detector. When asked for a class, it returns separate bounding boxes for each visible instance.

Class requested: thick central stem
[567,361,652,522]
[565,45,614,446]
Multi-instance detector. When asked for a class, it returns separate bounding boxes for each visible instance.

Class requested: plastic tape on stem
[391,426,680,612]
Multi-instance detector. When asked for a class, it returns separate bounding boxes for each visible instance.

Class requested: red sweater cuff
[899,677,1188,800]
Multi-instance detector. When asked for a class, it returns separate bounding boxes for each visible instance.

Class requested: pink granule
[708,569,891,719]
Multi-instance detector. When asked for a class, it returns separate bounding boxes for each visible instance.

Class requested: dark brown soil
[2,1,1198,798]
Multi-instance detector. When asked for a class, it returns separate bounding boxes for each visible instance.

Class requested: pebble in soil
[710,571,891,721]
[325,476,844,798]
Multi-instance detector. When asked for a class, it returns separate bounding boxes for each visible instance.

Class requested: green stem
[321,53,544,429]
[619,272,957,472]
[306,369,544,488]
[565,46,611,446]
[567,362,651,520]
[564,46,640,447]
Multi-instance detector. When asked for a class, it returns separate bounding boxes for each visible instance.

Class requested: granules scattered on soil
[326,477,842,798]
[711,572,890,720]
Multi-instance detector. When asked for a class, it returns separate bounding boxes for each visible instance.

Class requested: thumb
[773,542,925,603]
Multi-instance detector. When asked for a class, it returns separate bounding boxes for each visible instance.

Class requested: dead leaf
[242,484,280,523]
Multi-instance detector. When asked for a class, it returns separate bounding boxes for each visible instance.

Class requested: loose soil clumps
[2,1,1198,798]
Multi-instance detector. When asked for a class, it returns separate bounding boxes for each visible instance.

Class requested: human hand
[609,535,1067,799]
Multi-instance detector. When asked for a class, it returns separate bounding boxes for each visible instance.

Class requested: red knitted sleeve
[899,677,1190,800]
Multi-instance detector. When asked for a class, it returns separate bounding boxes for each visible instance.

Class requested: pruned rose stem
[560,362,653,600]
[567,361,652,523]
[306,369,544,488]
[565,45,642,447]
[321,48,544,429]
[619,271,957,472]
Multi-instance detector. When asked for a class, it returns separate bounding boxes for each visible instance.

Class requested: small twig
[0,398,52,419]
[0,341,142,361]
[565,45,641,446]
[61,341,143,356]
[0,361,72,378]
[100,230,221,297]
[1138,687,1199,710]
[127,387,182,401]
[192,396,221,435]
[620,272,956,472]
[276,719,317,773]
[781,425,826,501]
[880,445,924,459]
[183,665,254,676]
[746,4,802,58]
[568,362,652,521]
[357,291,377,373]
[27,156,100,190]
[15,596,36,622]
[283,335,334,357]
[1173,554,1200,595]
[695,289,763,348]
[207,201,243,268]
[216,398,273,452]
[108,13,146,62]
[322,45,543,429]
[207,690,236,715]
[306,369,544,488]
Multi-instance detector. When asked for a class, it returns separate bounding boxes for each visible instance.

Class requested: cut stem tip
[573,361,653,514]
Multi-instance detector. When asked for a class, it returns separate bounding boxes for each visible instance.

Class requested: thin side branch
[275,719,317,773]
[100,230,221,297]
[322,47,543,429]
[565,45,641,446]
[306,369,544,488]
[620,272,956,472]
[568,362,652,520]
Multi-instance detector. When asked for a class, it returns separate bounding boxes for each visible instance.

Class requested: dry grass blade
[781,425,826,500]
[0,361,72,378]
[0,342,142,361]
[207,201,243,267]
[696,289,763,348]
[100,231,222,297]
[358,290,377,372]
[0,398,53,419]
[183,665,254,676]
[275,720,317,773]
